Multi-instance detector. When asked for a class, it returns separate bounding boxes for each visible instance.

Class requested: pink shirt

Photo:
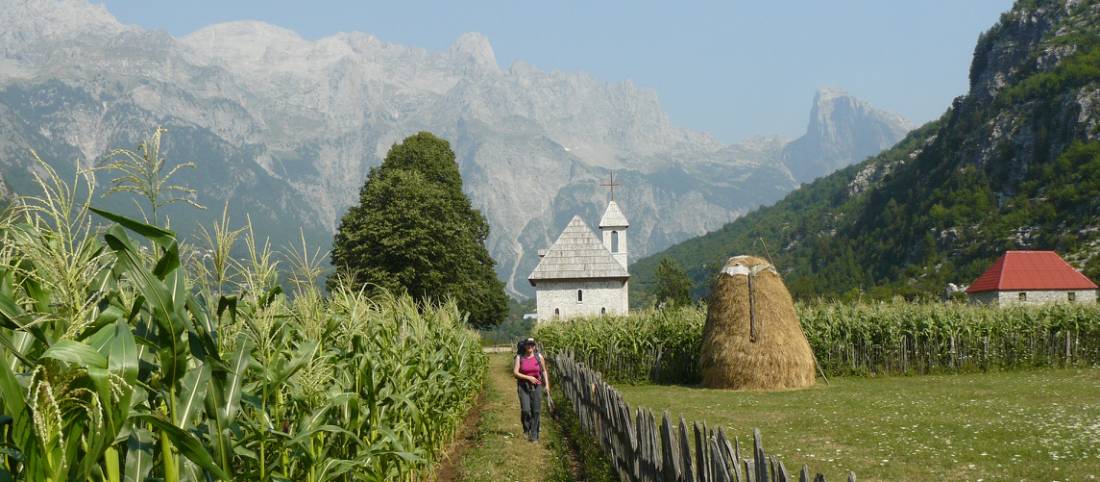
[518,355,542,381]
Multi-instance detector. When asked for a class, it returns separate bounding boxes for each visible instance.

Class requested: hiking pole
[545,389,555,412]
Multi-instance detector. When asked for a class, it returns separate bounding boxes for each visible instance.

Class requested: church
[528,194,630,321]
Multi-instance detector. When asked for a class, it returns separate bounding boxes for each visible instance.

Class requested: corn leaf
[131,414,229,480]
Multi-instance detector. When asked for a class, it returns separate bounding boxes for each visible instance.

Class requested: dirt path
[446,352,564,482]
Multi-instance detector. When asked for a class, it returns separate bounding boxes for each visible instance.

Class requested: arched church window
[554,308,560,317]
[601,307,606,315]
[611,231,619,253]
[577,290,583,302]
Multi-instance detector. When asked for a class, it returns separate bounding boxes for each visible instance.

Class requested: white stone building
[965,250,1099,305]
[528,201,630,321]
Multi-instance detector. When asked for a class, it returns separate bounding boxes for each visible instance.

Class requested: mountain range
[632,0,1100,303]
[0,0,911,297]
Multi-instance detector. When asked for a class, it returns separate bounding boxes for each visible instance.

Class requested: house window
[577,290,583,303]
[611,231,620,253]
[554,308,560,317]
[1069,292,1077,302]
[601,307,606,315]
[1018,292,1027,301]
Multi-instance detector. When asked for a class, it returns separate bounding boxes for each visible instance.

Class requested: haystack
[700,255,815,390]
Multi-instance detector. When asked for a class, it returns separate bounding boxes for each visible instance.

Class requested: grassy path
[449,352,571,482]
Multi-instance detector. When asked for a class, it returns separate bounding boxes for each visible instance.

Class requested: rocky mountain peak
[813,86,850,103]
[185,20,304,45]
[0,0,127,41]
[810,88,911,131]
[781,88,913,183]
[448,32,499,71]
[966,1,1100,104]
[182,20,307,64]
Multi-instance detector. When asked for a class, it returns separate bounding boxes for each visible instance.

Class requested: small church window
[611,231,619,253]
[1019,292,1027,301]
[577,290,583,302]
[601,307,606,315]
[554,308,560,317]
[1069,292,1077,302]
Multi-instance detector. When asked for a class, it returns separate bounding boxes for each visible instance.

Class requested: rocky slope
[632,0,1100,303]
[0,0,910,297]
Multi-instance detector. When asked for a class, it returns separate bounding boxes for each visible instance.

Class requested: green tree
[329,132,508,327]
[653,257,693,307]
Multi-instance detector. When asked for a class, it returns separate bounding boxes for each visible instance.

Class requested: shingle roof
[528,215,629,285]
[966,251,1098,294]
[599,201,629,228]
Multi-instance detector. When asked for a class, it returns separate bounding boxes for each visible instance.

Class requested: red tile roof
[966,251,1098,294]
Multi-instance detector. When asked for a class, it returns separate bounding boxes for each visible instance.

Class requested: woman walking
[513,337,550,442]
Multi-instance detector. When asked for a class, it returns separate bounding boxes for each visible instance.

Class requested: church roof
[966,251,1097,294]
[529,215,629,285]
[599,201,629,228]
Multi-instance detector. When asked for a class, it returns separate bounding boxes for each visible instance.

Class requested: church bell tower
[599,173,629,270]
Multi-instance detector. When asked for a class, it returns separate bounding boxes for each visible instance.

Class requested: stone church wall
[535,279,629,321]
[969,289,1098,305]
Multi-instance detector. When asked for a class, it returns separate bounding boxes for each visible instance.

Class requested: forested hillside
[633,0,1100,303]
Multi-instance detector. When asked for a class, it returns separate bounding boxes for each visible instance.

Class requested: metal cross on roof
[600,172,621,201]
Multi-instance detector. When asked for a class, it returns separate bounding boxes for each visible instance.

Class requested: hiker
[513,337,550,442]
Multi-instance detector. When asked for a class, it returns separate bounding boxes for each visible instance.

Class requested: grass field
[616,368,1100,481]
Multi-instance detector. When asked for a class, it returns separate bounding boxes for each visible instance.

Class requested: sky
[98,0,1012,143]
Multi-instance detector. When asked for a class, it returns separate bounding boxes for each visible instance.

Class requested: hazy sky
[99,0,1012,143]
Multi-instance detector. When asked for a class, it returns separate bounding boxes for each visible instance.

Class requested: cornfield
[0,160,486,481]
[535,300,1100,383]
[802,301,1100,376]
[535,307,704,384]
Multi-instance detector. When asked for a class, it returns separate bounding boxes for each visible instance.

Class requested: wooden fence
[553,354,854,482]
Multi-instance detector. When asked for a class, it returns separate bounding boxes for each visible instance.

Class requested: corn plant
[97,127,203,224]
[536,306,705,384]
[1,145,486,481]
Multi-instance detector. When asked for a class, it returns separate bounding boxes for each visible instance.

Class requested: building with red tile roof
[966,251,1098,305]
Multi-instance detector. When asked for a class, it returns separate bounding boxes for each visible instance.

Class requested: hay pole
[748,273,759,343]
[809,348,830,386]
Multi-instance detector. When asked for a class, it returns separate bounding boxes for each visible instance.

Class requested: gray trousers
[517,382,542,440]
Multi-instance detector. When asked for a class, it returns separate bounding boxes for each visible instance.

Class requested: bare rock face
[0,0,911,297]
[782,88,913,183]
